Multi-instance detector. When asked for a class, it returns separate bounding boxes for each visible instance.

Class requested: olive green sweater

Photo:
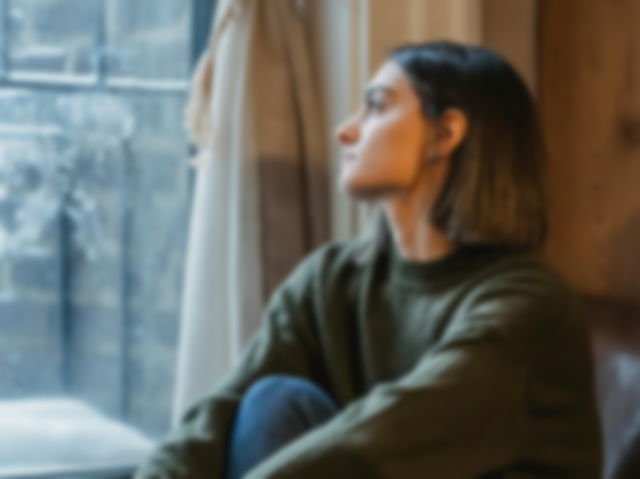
[135,240,602,479]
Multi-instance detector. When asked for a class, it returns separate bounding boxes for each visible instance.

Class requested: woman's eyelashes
[365,97,386,114]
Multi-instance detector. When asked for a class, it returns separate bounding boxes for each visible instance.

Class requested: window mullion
[59,208,73,392]
[97,0,108,88]
[0,0,9,80]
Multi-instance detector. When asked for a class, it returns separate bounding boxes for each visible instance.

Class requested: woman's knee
[244,374,324,404]
[242,374,338,418]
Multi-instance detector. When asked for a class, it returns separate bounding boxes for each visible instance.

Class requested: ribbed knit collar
[389,242,527,289]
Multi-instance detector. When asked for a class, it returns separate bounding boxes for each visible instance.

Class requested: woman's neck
[382,187,455,263]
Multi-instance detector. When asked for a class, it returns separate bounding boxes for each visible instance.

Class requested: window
[0,0,215,476]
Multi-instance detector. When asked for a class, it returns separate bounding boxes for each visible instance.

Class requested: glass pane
[63,93,190,437]
[0,91,68,260]
[0,91,190,474]
[0,0,195,473]
[7,0,101,79]
[121,93,190,436]
[105,0,192,81]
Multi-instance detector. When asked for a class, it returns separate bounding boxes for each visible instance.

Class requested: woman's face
[335,60,432,200]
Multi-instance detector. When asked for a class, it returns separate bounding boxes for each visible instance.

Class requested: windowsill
[0,463,136,479]
[0,398,154,479]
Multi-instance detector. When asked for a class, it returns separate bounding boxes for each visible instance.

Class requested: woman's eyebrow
[363,85,396,102]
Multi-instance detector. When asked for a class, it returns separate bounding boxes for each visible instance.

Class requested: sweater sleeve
[133,245,333,479]
[243,272,572,479]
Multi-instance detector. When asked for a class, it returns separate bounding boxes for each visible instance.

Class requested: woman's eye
[366,100,385,113]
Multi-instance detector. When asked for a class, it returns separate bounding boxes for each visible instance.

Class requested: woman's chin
[339,176,394,202]
[339,175,367,199]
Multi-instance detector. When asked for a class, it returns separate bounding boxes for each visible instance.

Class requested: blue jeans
[226,374,339,479]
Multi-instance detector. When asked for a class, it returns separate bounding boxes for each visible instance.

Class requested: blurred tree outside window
[0,0,214,475]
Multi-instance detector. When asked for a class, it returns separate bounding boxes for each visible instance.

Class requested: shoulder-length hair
[356,40,548,263]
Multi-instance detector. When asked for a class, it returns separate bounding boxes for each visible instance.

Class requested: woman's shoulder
[467,247,577,299]
[276,239,364,294]
[452,249,586,341]
[293,239,361,273]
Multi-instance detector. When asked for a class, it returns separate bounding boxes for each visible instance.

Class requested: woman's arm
[242,272,596,479]
[242,311,528,478]
[134,245,333,479]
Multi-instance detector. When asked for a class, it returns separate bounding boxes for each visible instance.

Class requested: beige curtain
[172,0,330,423]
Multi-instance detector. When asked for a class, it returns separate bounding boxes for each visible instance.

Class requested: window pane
[0,87,190,413]
[0,91,191,476]
[0,92,67,396]
[0,0,195,474]
[7,0,101,80]
[122,93,190,435]
[105,0,192,81]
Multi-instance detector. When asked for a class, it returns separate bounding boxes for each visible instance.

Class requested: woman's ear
[432,108,468,159]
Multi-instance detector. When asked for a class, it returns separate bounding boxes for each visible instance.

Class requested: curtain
[172,0,330,423]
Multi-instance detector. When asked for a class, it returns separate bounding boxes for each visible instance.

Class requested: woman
[136,41,602,479]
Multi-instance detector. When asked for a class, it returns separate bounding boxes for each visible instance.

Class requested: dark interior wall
[538,1,640,477]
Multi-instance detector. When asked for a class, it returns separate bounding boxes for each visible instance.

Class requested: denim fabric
[226,374,339,479]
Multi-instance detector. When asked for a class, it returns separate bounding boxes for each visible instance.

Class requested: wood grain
[539,0,640,304]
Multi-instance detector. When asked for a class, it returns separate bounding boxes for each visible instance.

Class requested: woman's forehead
[367,61,413,98]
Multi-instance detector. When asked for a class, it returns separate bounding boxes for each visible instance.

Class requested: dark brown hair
[357,40,548,261]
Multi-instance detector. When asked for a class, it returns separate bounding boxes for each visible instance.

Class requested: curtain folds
[172,0,330,423]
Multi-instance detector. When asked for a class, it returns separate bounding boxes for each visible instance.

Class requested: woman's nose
[335,117,359,145]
